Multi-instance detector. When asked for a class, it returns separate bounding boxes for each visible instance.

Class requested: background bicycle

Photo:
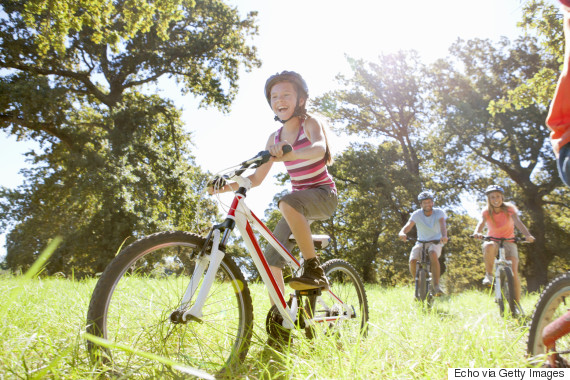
[86,148,368,376]
[472,235,524,318]
[407,238,443,307]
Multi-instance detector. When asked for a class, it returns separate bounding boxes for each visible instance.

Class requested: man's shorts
[482,240,519,259]
[409,242,443,262]
[264,186,338,268]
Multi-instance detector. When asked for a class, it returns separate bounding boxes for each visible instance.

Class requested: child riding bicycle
[398,191,448,296]
[472,185,535,306]
[207,71,337,294]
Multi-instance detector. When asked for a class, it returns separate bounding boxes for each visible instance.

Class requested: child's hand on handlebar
[268,141,292,161]
[525,235,536,243]
[398,232,408,242]
[472,232,484,240]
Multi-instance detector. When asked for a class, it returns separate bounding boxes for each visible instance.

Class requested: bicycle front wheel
[527,272,570,365]
[86,231,253,376]
[496,266,515,317]
[319,259,369,337]
[416,268,429,302]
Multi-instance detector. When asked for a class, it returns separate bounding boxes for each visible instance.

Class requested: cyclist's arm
[473,217,485,239]
[439,217,448,244]
[270,117,327,162]
[511,213,535,242]
[399,220,415,241]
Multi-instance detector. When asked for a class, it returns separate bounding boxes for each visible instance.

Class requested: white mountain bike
[86,146,368,376]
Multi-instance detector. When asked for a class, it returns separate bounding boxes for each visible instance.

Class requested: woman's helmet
[485,185,504,195]
[264,71,309,123]
[417,191,434,202]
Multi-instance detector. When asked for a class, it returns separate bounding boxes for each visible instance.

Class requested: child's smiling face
[270,81,304,121]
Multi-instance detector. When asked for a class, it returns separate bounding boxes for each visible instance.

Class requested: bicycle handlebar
[208,145,293,189]
[470,235,526,243]
[405,237,446,244]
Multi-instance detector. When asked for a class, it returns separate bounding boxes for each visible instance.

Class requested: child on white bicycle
[472,185,535,305]
[207,71,337,295]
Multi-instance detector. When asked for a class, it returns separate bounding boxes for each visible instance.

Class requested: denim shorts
[558,143,570,187]
[264,186,338,268]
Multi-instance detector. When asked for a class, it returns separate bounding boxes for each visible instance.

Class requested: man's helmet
[485,185,504,195]
[264,71,309,105]
[417,191,434,202]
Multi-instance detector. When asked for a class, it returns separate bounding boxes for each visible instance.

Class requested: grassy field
[0,272,543,379]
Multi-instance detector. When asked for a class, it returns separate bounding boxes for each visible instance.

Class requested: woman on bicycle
[208,70,337,293]
[473,185,535,305]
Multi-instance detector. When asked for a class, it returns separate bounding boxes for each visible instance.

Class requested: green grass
[0,273,541,379]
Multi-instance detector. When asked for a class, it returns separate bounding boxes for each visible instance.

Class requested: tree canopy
[0,0,260,275]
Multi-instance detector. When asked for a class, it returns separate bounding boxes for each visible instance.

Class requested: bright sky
[0,0,554,258]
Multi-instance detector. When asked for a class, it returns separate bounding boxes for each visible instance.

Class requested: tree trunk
[522,196,549,291]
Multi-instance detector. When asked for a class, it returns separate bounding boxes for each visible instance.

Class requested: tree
[429,35,570,290]
[312,52,462,283]
[0,0,261,275]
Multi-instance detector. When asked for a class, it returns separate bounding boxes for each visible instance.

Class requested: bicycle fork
[170,229,225,323]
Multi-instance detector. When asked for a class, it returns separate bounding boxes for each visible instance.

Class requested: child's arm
[270,117,327,162]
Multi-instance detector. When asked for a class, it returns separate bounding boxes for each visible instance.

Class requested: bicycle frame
[494,240,511,299]
[180,174,350,330]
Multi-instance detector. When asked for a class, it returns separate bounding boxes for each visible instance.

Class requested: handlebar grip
[282,144,292,154]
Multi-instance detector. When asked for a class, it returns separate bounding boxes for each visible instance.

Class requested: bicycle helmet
[485,185,504,195]
[417,191,434,202]
[264,71,309,123]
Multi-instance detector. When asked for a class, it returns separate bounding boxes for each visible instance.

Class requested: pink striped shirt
[275,122,335,192]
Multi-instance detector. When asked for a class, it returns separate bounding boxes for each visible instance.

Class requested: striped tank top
[274,122,336,192]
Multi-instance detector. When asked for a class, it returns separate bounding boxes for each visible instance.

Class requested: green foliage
[443,213,485,293]
[429,34,570,289]
[489,1,563,114]
[0,0,261,275]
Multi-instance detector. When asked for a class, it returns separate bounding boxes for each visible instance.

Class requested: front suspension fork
[170,228,225,323]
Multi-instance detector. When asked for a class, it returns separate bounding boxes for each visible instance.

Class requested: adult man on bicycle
[398,191,448,296]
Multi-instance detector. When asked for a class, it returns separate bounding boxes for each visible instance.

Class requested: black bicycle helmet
[485,185,504,195]
[264,71,309,123]
[417,191,434,202]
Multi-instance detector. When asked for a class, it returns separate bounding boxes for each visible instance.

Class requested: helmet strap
[273,99,305,124]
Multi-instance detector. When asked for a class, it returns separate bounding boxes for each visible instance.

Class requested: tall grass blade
[84,333,215,380]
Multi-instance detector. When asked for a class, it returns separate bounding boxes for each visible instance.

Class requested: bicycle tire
[320,259,369,337]
[527,272,570,365]
[496,266,515,317]
[86,231,253,376]
[416,269,428,302]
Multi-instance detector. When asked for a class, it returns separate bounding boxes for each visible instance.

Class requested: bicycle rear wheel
[319,259,369,337]
[496,266,515,317]
[86,231,253,376]
[527,272,570,366]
